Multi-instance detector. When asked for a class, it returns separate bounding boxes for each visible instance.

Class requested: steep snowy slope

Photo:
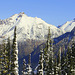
[59,19,75,32]
[0,12,64,42]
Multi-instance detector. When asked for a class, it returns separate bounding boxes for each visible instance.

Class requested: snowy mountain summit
[0,12,64,41]
[59,18,75,32]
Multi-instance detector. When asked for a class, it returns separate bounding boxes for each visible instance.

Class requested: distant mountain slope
[30,26,75,71]
[59,19,75,32]
[54,26,75,51]
[0,12,64,42]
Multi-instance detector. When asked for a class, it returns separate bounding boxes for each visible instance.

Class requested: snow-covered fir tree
[6,37,11,75]
[43,27,50,75]
[11,26,19,75]
[54,56,58,75]
[22,59,27,75]
[66,46,72,75]
[26,54,32,75]
[1,40,9,74]
[0,38,11,75]
[71,37,75,74]
[57,47,61,75]
[43,45,49,75]
[38,49,44,75]
[44,27,54,75]
[22,54,32,75]
[61,46,66,75]
[47,27,54,75]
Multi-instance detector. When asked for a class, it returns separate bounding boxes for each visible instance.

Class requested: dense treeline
[22,27,75,75]
[0,26,19,75]
[36,28,75,75]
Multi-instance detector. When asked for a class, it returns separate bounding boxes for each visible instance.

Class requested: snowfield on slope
[0,12,64,42]
[59,19,75,32]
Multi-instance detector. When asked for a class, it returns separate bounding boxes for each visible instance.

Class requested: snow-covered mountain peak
[0,13,64,42]
[59,19,75,32]
[18,12,28,18]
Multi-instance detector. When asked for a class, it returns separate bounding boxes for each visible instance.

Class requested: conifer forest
[0,26,75,75]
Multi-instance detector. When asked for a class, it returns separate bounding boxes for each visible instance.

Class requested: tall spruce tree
[61,46,66,75]
[6,37,11,75]
[38,49,44,75]
[11,26,19,75]
[48,27,54,75]
[58,47,61,75]
[66,46,72,75]
[43,45,49,75]
[44,27,54,75]
[71,39,75,74]
[44,27,50,74]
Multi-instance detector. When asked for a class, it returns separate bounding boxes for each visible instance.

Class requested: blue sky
[0,0,75,26]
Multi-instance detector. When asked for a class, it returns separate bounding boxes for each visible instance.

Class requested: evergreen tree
[38,49,44,75]
[0,40,7,74]
[44,27,50,74]
[43,45,49,75]
[0,45,3,74]
[28,54,31,66]
[47,27,54,75]
[1,40,9,74]
[57,47,61,75]
[61,46,66,74]
[44,27,54,75]
[54,56,58,75]
[22,59,27,75]
[11,26,19,75]
[66,46,72,75]
[0,38,11,75]
[6,37,11,75]
[27,54,32,75]
[71,40,75,74]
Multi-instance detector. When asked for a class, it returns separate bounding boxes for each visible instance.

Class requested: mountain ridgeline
[0,12,64,42]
